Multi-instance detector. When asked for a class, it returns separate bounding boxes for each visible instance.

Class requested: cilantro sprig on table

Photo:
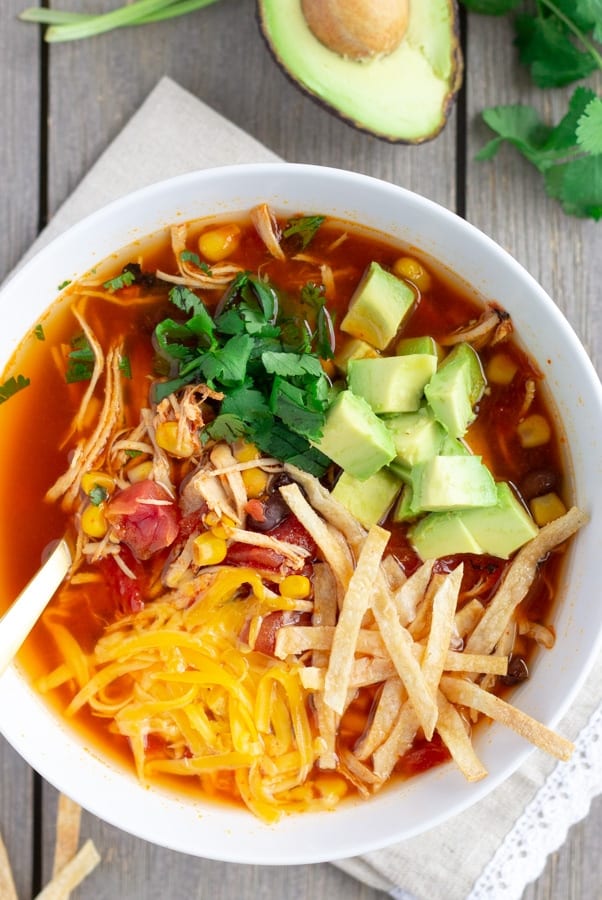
[462,0,602,219]
[153,275,332,476]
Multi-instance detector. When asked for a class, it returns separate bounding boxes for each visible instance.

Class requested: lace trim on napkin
[468,703,602,900]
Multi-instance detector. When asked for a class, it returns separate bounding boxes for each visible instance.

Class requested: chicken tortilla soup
[0,207,585,821]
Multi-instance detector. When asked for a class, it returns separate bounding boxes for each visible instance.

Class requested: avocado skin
[256,1,463,145]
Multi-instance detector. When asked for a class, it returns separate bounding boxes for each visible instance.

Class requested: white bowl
[0,163,601,864]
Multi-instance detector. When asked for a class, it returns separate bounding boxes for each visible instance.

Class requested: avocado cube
[459,482,539,559]
[386,407,446,467]
[439,434,471,456]
[332,468,402,528]
[412,455,497,512]
[395,335,442,360]
[409,511,484,559]
[341,262,415,350]
[348,354,437,414]
[424,343,486,438]
[314,389,395,480]
[391,483,421,523]
[334,337,379,375]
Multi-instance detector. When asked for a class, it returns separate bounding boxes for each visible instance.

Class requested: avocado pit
[301,0,410,60]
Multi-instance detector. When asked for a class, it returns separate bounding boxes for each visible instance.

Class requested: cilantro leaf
[204,413,247,443]
[253,423,330,476]
[544,153,602,218]
[103,270,136,292]
[196,333,254,387]
[261,351,324,378]
[514,12,598,87]
[34,324,45,341]
[180,250,212,274]
[0,374,30,404]
[283,215,325,249]
[576,96,602,152]
[66,333,95,383]
[461,0,521,11]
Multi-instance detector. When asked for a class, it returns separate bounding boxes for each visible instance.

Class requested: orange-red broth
[0,214,567,805]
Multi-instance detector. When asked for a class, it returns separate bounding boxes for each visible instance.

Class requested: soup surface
[0,208,583,820]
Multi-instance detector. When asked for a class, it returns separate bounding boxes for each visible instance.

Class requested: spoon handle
[0,539,72,678]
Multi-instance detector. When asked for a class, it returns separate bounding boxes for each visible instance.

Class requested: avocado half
[256,0,463,144]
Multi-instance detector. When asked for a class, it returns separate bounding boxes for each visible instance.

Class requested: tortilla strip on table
[34,839,101,900]
[0,831,17,900]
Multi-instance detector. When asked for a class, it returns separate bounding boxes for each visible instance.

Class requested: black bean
[520,468,558,501]
[501,655,529,686]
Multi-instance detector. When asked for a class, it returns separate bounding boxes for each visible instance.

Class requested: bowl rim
[0,162,601,864]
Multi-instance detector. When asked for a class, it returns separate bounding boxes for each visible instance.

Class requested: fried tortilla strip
[301,657,395,690]
[396,560,436,627]
[35,839,101,900]
[422,565,463,694]
[279,482,354,589]
[466,507,587,656]
[435,691,487,782]
[445,652,508,676]
[338,747,383,797]
[312,563,338,769]
[354,677,406,761]
[372,700,420,782]
[323,525,390,714]
[52,795,82,883]
[454,598,485,640]
[0,831,17,900]
[284,464,366,554]
[373,574,439,740]
[440,676,574,761]
[275,625,385,659]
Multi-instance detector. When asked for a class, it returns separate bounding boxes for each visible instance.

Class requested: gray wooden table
[1,3,601,898]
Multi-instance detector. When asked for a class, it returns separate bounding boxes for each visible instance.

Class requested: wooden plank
[0,3,39,897]
[0,1,41,279]
[465,13,601,900]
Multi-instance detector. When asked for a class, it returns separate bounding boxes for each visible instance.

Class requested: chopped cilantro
[88,485,108,506]
[180,250,212,274]
[66,333,95,383]
[34,324,45,341]
[103,270,136,292]
[283,215,325,249]
[119,354,132,379]
[0,374,30,404]
[57,279,71,290]
[152,271,333,474]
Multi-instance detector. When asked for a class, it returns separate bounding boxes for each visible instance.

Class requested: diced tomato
[242,610,312,657]
[98,548,144,614]
[266,514,318,556]
[105,479,179,561]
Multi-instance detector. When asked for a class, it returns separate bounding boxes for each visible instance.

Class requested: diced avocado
[424,343,486,438]
[332,468,402,528]
[409,511,484,559]
[392,483,421,523]
[458,482,539,559]
[386,407,446,467]
[341,262,415,350]
[314,389,395,480]
[348,354,437,414]
[334,337,379,375]
[388,460,413,484]
[439,434,471,456]
[412,455,497,511]
[395,335,441,359]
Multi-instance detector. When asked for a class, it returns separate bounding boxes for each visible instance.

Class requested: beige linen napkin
[12,76,602,900]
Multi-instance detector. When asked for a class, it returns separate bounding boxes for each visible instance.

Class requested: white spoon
[0,538,72,678]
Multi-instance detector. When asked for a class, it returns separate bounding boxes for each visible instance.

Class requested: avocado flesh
[257,0,462,143]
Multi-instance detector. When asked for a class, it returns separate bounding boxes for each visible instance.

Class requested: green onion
[19,0,222,43]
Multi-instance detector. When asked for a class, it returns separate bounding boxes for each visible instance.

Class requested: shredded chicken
[441,305,513,350]
[251,203,285,261]
[155,224,243,289]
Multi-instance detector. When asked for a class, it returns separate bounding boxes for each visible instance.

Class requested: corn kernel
[517,413,551,448]
[486,353,518,386]
[155,420,196,458]
[81,503,108,538]
[530,492,567,526]
[210,515,235,540]
[81,470,114,496]
[314,773,348,800]
[127,460,154,483]
[198,224,241,263]
[242,467,268,499]
[233,441,261,463]
[392,256,432,292]
[204,510,221,528]
[192,532,228,567]
[280,575,311,600]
